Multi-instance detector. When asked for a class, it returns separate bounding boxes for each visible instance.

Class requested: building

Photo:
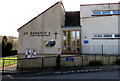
[80,3,120,54]
[17,2,65,58]
[17,2,120,58]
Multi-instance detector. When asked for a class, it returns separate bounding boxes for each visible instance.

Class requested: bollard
[56,55,60,70]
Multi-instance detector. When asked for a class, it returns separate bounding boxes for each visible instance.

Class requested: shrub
[114,59,120,65]
[89,60,103,66]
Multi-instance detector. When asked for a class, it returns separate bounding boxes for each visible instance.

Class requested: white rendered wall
[80,4,120,54]
[18,2,65,56]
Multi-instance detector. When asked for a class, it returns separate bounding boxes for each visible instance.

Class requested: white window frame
[93,34,120,39]
[92,10,120,16]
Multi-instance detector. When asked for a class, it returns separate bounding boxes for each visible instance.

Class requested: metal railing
[82,45,120,55]
[1,54,120,73]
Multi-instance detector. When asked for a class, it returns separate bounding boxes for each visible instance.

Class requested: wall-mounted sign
[24,32,50,36]
[66,57,74,61]
[44,40,56,47]
[84,40,89,44]
[25,49,37,58]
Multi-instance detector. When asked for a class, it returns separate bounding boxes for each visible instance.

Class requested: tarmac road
[2,70,120,79]
[21,70,119,79]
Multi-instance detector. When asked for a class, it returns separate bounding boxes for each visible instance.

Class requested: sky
[0,0,120,37]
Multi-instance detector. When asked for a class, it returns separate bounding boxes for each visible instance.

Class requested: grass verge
[0,56,17,68]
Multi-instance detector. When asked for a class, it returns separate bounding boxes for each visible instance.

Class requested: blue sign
[66,57,74,61]
[84,40,89,44]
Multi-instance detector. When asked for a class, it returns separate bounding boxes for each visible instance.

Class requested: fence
[1,54,120,73]
[0,58,17,73]
[82,45,120,54]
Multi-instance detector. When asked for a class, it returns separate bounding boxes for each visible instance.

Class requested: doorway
[62,30,81,54]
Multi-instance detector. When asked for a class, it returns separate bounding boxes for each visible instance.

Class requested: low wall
[60,56,82,67]
[17,57,57,69]
[43,57,56,67]
[17,54,120,69]
[17,58,42,69]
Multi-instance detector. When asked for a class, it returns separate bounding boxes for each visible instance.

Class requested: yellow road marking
[0,64,17,70]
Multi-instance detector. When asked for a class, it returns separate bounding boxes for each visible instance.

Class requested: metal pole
[21,59,23,72]
[109,55,110,65]
[102,45,103,56]
[2,59,4,73]
[42,58,44,70]
[81,56,83,69]
[56,55,60,70]
[95,54,96,60]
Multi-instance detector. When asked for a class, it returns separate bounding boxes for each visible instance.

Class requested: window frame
[102,11,111,15]
[93,34,120,39]
[92,10,120,16]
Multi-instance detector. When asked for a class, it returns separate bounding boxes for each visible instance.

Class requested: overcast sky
[0,0,119,37]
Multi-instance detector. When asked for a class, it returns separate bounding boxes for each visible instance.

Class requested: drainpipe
[102,45,103,56]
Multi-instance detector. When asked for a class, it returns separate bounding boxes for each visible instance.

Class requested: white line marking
[7,75,14,79]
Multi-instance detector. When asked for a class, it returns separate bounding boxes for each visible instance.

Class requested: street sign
[66,57,74,61]
[84,40,89,44]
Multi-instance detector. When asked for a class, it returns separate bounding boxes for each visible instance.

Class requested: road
[3,70,120,79]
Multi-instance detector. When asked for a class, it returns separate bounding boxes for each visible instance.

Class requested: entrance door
[62,30,81,54]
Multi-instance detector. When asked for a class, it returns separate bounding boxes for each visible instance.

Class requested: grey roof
[65,11,80,26]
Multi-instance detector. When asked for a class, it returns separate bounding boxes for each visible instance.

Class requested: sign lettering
[24,32,50,37]
[66,57,74,61]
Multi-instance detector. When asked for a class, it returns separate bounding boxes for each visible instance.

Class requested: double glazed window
[92,11,102,15]
[103,34,112,38]
[113,11,120,14]
[93,34,120,39]
[92,10,120,15]
[115,34,120,38]
[94,34,102,38]
[102,11,111,15]
[63,31,80,51]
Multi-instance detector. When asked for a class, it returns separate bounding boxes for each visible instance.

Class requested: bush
[89,60,103,66]
[114,59,120,65]
[11,50,17,55]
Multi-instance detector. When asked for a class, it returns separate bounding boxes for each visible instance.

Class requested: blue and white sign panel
[66,57,74,61]
[84,40,89,44]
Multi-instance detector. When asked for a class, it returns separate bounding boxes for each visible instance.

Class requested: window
[103,34,112,38]
[92,11,101,15]
[63,31,67,46]
[113,11,120,14]
[94,34,102,38]
[92,10,120,16]
[115,34,120,38]
[93,34,120,39]
[102,11,110,15]
[63,30,80,52]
